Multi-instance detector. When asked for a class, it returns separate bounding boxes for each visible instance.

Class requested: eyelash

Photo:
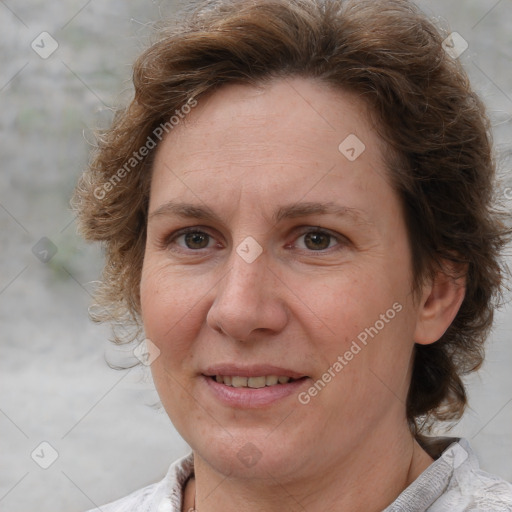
[162,226,347,254]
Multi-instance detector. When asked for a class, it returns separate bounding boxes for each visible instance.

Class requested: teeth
[232,376,248,388]
[213,375,293,387]
[248,376,266,388]
[265,375,279,386]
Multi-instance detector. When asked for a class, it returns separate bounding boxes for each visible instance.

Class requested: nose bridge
[206,242,287,341]
[224,253,263,307]
[219,222,268,305]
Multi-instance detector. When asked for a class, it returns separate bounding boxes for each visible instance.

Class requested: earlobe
[413,267,466,345]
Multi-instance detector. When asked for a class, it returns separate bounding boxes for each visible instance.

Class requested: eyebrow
[148,200,371,226]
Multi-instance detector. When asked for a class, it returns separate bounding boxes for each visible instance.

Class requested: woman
[74,0,512,510]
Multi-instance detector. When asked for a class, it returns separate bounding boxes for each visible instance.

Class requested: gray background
[0,1,511,511]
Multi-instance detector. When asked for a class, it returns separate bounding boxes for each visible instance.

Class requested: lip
[203,375,309,408]
[201,364,310,408]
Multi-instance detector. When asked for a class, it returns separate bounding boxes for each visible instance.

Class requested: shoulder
[84,482,159,512]
[429,438,512,511]
[83,452,195,512]
[385,438,512,512]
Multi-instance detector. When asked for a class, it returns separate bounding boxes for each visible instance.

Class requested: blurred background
[0,1,511,510]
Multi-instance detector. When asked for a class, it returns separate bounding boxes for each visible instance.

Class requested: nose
[206,249,288,342]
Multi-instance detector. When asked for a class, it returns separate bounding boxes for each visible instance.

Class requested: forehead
[149,77,396,221]
[156,78,379,162]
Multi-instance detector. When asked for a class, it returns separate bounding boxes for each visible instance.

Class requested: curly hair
[72,0,511,437]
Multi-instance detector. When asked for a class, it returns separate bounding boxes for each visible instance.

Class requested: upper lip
[203,364,307,379]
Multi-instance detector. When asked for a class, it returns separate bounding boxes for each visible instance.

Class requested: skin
[140,77,465,512]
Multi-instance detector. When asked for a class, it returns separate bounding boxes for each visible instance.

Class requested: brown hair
[72,0,510,436]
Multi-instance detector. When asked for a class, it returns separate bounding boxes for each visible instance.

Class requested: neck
[185,428,434,512]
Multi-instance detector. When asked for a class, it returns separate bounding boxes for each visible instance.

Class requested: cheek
[141,264,203,428]
[296,269,394,336]
[140,265,167,340]
[294,259,415,374]
[140,261,201,356]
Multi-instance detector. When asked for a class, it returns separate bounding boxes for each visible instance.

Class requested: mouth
[209,375,306,388]
[201,365,310,407]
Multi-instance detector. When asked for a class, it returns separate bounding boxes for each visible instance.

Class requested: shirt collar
[153,438,476,512]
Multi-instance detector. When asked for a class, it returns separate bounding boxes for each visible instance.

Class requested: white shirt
[86,438,512,512]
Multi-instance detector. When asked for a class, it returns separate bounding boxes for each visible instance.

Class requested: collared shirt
[86,438,512,512]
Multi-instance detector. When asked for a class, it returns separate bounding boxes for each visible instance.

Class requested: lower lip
[202,375,309,408]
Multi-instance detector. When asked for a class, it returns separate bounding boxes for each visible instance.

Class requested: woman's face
[141,78,422,481]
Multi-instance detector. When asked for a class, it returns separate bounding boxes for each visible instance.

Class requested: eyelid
[161,226,221,251]
[161,225,348,253]
[290,226,347,251]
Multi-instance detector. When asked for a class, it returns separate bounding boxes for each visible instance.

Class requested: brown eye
[294,229,342,252]
[303,231,332,251]
[183,231,211,249]
[164,227,217,252]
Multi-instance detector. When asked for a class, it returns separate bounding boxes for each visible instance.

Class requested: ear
[413,264,466,345]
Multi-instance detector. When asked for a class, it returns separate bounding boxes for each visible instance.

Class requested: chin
[189,427,312,482]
